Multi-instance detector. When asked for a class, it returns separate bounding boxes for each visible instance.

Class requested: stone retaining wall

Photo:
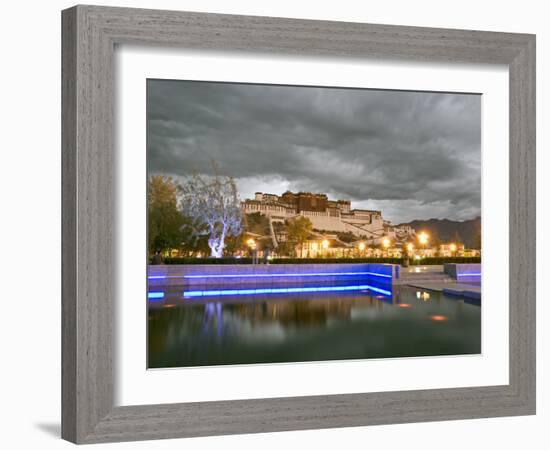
[148,263,399,288]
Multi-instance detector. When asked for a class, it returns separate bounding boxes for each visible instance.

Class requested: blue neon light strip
[148,271,392,280]
[148,291,165,299]
[457,273,482,277]
[183,284,392,298]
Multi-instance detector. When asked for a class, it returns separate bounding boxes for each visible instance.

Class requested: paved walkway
[406,281,481,300]
[401,264,445,274]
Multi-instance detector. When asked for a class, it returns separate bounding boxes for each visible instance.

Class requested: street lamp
[321,238,330,258]
[418,232,429,246]
[382,238,391,257]
[246,238,257,264]
[450,242,457,256]
[358,242,366,252]
[406,242,414,253]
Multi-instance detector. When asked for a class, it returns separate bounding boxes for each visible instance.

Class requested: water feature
[148,284,481,368]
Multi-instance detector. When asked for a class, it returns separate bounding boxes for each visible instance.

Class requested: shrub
[270,257,402,264]
[156,256,481,265]
[409,256,481,265]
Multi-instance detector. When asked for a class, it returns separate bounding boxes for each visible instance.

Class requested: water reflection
[148,286,481,368]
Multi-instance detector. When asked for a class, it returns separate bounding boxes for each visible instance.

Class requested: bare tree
[177,167,243,258]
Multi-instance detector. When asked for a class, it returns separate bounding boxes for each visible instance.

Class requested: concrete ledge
[148,263,398,287]
[444,263,481,283]
[442,286,481,301]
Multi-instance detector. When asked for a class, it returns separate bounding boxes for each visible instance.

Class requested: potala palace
[241,191,415,245]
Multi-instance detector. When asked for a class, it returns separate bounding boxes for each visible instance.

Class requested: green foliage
[162,257,254,265]
[275,240,297,257]
[335,232,361,243]
[271,257,403,264]
[245,212,270,236]
[409,256,481,265]
[148,175,186,254]
[159,256,481,265]
[286,216,313,257]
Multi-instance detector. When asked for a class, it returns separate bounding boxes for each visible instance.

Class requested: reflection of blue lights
[457,273,481,277]
[148,291,165,299]
[183,284,392,298]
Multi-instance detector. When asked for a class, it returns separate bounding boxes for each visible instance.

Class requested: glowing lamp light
[246,238,256,249]
[322,239,330,249]
[406,243,414,252]
[450,243,457,252]
[430,315,448,322]
[358,242,366,252]
[418,232,429,246]
[382,238,391,248]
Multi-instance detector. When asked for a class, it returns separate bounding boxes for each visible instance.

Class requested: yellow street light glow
[450,243,457,252]
[322,239,330,249]
[418,232,429,245]
[382,238,391,248]
[406,243,414,252]
[358,242,366,251]
[246,238,256,249]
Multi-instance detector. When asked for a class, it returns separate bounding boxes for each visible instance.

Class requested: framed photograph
[62,5,536,444]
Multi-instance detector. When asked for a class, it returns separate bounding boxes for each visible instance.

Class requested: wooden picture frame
[62,5,536,444]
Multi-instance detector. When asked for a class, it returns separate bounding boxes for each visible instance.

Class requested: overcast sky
[147,79,481,224]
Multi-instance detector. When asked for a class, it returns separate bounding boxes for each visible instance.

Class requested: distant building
[242,191,415,244]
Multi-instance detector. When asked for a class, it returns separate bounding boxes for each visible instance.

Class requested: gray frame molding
[62,5,536,444]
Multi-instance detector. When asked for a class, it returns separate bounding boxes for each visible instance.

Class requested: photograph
[1,1,541,447]
[146,80,483,368]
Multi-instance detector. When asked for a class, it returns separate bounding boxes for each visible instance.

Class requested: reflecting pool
[148,285,481,368]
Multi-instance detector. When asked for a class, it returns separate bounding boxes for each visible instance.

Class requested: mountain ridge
[398,216,481,248]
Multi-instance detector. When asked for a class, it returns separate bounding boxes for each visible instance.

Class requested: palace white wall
[0,1,547,450]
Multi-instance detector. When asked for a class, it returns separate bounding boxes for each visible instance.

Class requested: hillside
[398,217,481,249]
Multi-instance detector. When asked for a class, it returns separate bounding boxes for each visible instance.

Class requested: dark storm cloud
[147,80,481,223]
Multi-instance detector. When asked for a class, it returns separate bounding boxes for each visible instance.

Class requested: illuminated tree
[177,168,243,258]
